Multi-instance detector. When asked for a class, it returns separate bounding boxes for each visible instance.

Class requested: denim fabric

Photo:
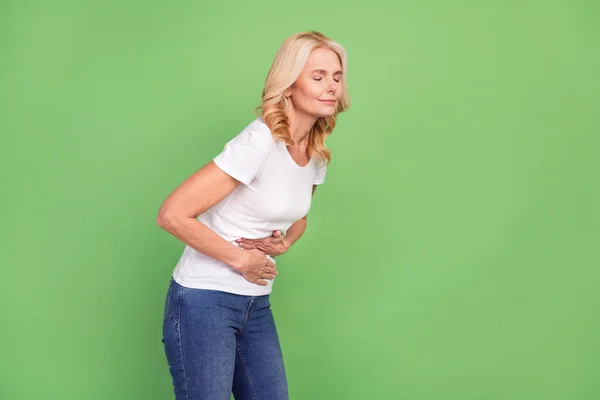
[161,278,289,400]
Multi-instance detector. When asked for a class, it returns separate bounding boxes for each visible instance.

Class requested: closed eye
[313,77,341,82]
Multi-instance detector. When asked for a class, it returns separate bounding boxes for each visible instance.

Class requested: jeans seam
[177,286,189,400]
[163,279,174,322]
[236,342,258,400]
[239,297,256,335]
[168,283,181,324]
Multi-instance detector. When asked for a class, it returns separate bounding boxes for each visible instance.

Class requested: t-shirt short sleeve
[213,128,271,185]
[313,160,328,185]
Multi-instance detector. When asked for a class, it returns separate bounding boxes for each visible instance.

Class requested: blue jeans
[161,278,289,400]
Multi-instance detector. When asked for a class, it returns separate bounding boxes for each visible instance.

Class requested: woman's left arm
[236,185,318,256]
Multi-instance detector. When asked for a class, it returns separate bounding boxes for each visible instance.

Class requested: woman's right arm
[156,161,276,285]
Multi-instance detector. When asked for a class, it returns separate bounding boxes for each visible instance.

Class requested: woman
[157,31,351,400]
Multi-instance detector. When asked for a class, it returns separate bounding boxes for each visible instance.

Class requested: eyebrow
[311,69,343,75]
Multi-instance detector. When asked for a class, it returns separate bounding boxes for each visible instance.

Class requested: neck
[285,107,318,146]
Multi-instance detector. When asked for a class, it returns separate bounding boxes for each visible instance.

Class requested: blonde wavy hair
[255,31,351,164]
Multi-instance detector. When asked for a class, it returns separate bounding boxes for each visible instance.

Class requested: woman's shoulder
[234,117,276,151]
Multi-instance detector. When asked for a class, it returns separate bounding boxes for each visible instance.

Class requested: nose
[327,81,338,94]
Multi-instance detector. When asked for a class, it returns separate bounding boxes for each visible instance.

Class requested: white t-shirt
[172,117,327,295]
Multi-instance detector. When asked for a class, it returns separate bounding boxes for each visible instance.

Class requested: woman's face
[285,48,343,118]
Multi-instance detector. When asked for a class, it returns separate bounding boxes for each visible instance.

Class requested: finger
[261,268,277,278]
[256,245,270,254]
[238,238,259,244]
[256,279,268,286]
[243,241,262,249]
[257,243,274,253]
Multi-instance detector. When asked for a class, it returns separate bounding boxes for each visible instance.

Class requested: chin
[314,108,337,118]
[302,105,337,119]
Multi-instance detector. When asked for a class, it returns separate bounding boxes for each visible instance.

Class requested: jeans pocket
[163,278,174,322]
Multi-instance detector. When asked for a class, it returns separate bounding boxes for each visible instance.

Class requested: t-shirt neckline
[282,142,311,169]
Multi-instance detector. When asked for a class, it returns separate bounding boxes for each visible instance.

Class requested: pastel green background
[1,1,598,399]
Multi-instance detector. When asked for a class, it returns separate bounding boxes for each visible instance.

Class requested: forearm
[158,216,246,270]
[284,217,307,248]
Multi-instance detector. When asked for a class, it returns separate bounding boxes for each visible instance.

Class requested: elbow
[157,207,195,232]
[156,208,176,231]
